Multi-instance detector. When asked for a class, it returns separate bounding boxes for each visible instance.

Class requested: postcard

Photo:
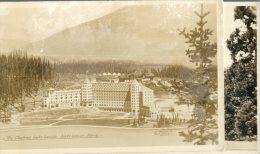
[0,0,223,152]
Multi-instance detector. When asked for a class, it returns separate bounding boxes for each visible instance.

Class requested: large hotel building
[43,79,158,117]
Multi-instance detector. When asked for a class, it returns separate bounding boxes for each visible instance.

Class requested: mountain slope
[25,4,217,65]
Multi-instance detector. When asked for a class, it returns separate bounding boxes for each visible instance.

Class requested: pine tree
[225,6,257,141]
[177,4,217,145]
[0,51,53,122]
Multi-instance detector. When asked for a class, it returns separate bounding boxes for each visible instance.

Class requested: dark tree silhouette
[0,51,53,122]
[177,4,218,145]
[54,60,195,80]
[151,65,194,80]
[225,6,257,141]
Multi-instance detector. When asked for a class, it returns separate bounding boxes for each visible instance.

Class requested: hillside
[24,4,217,66]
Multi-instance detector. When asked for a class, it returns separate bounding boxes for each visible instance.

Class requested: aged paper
[0,0,223,153]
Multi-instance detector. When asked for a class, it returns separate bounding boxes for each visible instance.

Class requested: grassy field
[23,108,97,119]
[63,112,126,119]
[53,119,129,126]
[21,120,60,126]
[18,108,130,126]
[17,108,96,125]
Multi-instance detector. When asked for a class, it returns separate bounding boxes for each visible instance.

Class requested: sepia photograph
[224,3,257,150]
[0,1,220,151]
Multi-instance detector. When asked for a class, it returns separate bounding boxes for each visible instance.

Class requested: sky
[0,1,123,42]
[0,1,216,42]
[223,4,246,68]
[0,1,217,67]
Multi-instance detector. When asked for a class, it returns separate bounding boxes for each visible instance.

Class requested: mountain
[24,4,217,66]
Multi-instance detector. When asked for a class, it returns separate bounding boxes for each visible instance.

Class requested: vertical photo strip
[224,3,257,150]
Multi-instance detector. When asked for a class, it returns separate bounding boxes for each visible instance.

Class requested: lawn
[63,112,127,119]
[17,108,98,125]
[17,108,130,127]
[21,120,60,126]
[22,108,97,119]
[53,119,129,127]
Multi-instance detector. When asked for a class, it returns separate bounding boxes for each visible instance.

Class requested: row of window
[49,103,80,108]
[93,104,125,107]
[94,98,128,101]
[48,95,80,100]
[51,91,80,95]
[46,100,81,103]
[93,91,128,94]
[93,102,130,106]
[101,108,131,112]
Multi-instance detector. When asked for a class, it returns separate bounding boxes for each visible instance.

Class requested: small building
[119,73,155,82]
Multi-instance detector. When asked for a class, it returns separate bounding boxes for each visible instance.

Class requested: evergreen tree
[225,6,257,141]
[0,51,53,122]
[177,4,218,145]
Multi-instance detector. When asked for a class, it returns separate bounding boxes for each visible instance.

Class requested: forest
[225,6,257,141]
[0,51,52,121]
[53,60,196,80]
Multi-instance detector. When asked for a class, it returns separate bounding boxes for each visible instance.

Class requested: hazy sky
[0,1,216,43]
[0,1,217,67]
[0,2,123,42]
[223,4,241,68]
[223,4,258,68]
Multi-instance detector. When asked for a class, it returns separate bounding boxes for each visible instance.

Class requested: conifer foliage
[0,51,52,121]
[225,6,257,141]
[177,4,217,145]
